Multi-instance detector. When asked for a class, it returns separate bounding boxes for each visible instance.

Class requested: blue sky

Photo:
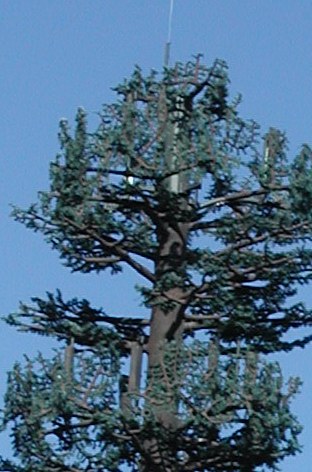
[1,1,312,470]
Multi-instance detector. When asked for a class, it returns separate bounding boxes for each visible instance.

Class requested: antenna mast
[164,0,174,66]
[164,0,187,194]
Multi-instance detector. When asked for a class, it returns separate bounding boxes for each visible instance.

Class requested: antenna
[164,0,174,66]
[163,0,186,194]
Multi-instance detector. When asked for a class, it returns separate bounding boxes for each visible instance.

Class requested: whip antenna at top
[164,0,174,66]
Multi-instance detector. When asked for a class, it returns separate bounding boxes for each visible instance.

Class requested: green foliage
[0,338,302,472]
[2,56,312,471]
[0,350,128,471]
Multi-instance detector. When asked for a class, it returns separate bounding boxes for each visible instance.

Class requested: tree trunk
[141,221,189,470]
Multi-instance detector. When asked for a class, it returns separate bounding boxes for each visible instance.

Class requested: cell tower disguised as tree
[1,56,312,472]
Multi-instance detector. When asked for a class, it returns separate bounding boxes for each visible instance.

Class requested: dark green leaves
[3,56,312,471]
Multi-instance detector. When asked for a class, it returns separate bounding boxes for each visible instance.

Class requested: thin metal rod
[167,0,174,44]
[164,0,174,66]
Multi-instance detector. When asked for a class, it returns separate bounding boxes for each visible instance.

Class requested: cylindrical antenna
[164,0,174,66]
[164,0,185,194]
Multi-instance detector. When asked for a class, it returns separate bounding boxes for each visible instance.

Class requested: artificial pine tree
[1,57,312,471]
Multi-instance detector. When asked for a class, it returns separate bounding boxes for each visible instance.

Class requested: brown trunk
[141,220,189,470]
[148,221,189,377]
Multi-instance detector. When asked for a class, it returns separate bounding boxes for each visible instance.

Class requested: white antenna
[164,0,174,66]
[164,0,184,194]
[168,0,174,43]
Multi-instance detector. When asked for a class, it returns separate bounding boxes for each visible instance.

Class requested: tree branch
[195,185,288,218]
[63,216,156,283]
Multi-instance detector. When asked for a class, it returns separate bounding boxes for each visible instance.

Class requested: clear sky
[1,1,312,470]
